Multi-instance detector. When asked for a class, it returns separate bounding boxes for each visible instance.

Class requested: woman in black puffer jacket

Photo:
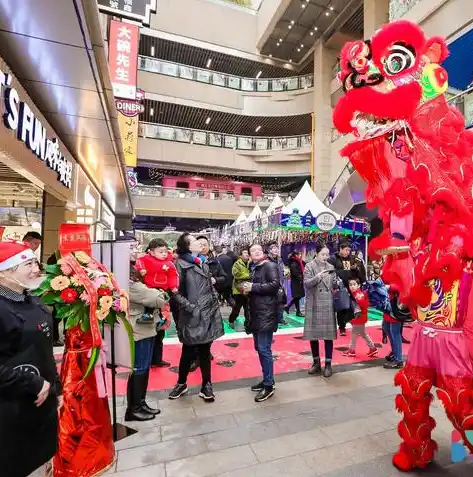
[168,233,224,403]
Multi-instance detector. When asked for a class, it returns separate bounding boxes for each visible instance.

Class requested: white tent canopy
[247,203,263,222]
[282,181,340,218]
[266,194,285,216]
[234,211,247,225]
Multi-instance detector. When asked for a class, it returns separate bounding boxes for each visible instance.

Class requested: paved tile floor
[104,366,470,477]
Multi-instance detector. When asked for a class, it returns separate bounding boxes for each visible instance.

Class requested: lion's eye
[384,44,415,76]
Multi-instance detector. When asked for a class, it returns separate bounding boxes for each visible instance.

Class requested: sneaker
[385,352,395,362]
[296,312,304,318]
[367,348,379,358]
[168,383,189,400]
[342,349,356,357]
[340,330,347,336]
[199,383,215,402]
[154,360,171,368]
[251,381,275,392]
[402,337,411,344]
[383,361,404,370]
[255,386,275,402]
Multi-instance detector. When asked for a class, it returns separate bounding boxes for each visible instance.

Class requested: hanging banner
[109,20,139,100]
[116,99,141,167]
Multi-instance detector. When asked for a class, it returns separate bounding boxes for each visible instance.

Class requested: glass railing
[131,185,291,204]
[139,122,312,151]
[138,56,314,92]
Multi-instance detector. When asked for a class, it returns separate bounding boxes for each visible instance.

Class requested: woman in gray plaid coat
[303,244,338,378]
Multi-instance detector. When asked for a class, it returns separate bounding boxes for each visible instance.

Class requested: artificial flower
[75,251,91,265]
[51,276,71,291]
[98,287,113,297]
[70,275,82,287]
[112,298,122,312]
[93,275,107,288]
[99,296,113,310]
[120,297,128,313]
[80,291,90,304]
[96,308,110,321]
[60,288,79,304]
[58,261,73,276]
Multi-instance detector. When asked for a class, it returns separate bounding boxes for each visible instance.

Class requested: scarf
[179,252,206,266]
[294,255,305,273]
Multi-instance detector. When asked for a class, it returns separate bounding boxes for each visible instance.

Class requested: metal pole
[310,112,315,190]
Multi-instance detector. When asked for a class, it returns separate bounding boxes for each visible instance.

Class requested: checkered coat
[303,259,338,341]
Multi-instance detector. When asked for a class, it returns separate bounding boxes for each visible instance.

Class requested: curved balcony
[131,185,291,219]
[139,56,314,93]
[139,122,311,151]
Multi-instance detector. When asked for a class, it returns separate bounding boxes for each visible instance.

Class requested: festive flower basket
[34,250,134,377]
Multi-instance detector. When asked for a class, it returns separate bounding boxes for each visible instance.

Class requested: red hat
[0,242,36,271]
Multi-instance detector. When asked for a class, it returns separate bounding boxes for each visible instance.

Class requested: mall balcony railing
[138,56,314,93]
[325,86,473,205]
[131,184,292,204]
[139,122,312,151]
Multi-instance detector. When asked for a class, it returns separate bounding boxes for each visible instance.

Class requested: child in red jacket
[342,278,378,358]
[135,238,178,324]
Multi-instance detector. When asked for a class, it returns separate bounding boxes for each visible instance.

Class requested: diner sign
[1,71,73,188]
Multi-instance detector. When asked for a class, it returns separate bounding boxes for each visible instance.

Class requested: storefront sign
[116,99,140,167]
[109,20,139,100]
[98,0,157,26]
[1,72,73,188]
[315,212,337,231]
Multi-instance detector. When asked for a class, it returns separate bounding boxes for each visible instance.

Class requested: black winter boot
[140,370,161,416]
[125,374,155,422]
[323,361,333,378]
[308,357,322,375]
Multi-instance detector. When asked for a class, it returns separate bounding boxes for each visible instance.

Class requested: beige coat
[128,280,168,341]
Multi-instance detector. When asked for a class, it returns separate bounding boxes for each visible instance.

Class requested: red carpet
[55,324,413,396]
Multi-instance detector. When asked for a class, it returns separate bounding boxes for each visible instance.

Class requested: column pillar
[363,0,390,38]
[41,192,70,261]
[313,41,338,199]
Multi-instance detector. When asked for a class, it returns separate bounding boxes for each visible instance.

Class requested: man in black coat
[242,244,280,403]
[214,245,235,307]
[328,241,367,335]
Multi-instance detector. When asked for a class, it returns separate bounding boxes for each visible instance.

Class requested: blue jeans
[277,307,285,324]
[134,337,155,375]
[253,331,274,387]
[383,321,402,362]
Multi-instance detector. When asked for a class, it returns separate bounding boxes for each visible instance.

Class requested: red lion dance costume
[333,20,473,471]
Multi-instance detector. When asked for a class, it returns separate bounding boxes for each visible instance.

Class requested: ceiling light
[314,26,318,30]
[150,108,154,115]
[256,70,262,79]
[269,54,273,57]
[325,11,330,16]
[206,58,212,68]
[301,44,304,47]
[297,48,301,52]
[288,24,292,29]
[330,6,334,10]
[291,20,295,24]
[277,43,280,46]
[289,59,292,63]
[205,117,211,125]
[310,31,314,36]
[150,45,155,56]
[255,126,261,132]
[301,3,305,7]
[279,38,283,41]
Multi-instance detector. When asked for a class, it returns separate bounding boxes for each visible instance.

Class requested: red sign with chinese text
[109,20,139,100]
[59,224,92,256]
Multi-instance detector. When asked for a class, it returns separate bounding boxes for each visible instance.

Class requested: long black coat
[216,253,234,290]
[328,253,367,286]
[0,292,60,477]
[247,260,280,333]
[289,257,305,299]
[173,258,224,345]
[207,256,228,293]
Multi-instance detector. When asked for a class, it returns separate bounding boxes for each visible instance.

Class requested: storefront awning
[0,0,132,218]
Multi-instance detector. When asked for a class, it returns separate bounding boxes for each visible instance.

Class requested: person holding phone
[0,242,61,477]
[303,244,339,378]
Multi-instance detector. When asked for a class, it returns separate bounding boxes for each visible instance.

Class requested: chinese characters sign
[109,20,139,100]
[389,0,421,20]
[117,99,140,167]
[98,0,157,26]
